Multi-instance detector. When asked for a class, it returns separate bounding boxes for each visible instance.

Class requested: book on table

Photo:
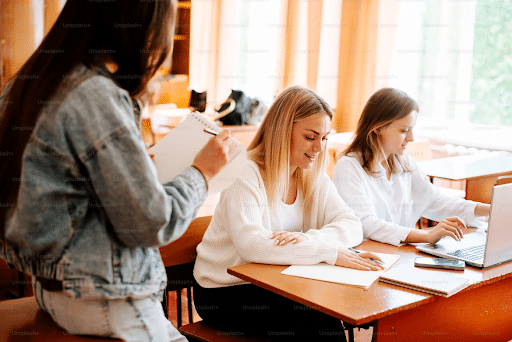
[379,264,470,297]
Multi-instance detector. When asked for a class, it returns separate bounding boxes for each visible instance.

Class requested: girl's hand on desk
[271,231,308,246]
[336,248,384,271]
[426,216,465,244]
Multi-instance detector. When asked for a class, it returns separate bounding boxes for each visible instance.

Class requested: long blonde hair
[248,85,333,209]
[341,88,419,176]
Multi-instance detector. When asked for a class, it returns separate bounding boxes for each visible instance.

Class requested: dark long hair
[0,0,177,240]
[341,88,419,176]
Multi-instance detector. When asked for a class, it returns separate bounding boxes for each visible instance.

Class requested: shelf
[170,0,191,75]
[178,1,191,10]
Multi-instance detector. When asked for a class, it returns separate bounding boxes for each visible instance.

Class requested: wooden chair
[160,215,213,327]
[160,215,275,341]
[160,215,363,342]
[495,175,512,186]
[2,260,29,299]
[0,296,122,341]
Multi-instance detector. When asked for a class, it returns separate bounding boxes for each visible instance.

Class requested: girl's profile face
[378,110,418,157]
[290,113,331,172]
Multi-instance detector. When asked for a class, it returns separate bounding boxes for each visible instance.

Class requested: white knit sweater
[333,153,482,246]
[193,161,363,288]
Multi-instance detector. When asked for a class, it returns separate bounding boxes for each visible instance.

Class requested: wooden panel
[44,0,62,35]
[228,236,512,327]
[1,0,39,84]
[466,172,512,204]
[159,215,212,268]
[180,321,274,342]
[156,74,190,108]
[172,1,191,75]
[0,259,33,299]
[373,276,512,342]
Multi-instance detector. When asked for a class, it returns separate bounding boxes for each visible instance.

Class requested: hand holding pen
[335,247,385,271]
[349,247,385,266]
[192,129,233,184]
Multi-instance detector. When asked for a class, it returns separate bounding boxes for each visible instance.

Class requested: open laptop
[416,182,512,268]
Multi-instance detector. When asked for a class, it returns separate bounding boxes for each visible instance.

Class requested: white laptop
[416,182,512,268]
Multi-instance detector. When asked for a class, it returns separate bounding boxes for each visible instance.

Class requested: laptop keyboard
[447,245,485,261]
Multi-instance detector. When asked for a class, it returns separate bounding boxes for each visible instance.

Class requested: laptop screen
[483,182,512,267]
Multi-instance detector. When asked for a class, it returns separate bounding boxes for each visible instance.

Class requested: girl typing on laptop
[332,88,490,246]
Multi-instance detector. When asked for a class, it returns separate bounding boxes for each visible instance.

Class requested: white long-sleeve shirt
[332,153,482,246]
[194,160,363,288]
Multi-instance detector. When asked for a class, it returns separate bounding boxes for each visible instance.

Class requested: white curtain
[190,0,393,133]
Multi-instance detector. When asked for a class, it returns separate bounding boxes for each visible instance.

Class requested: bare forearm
[404,228,429,243]
[474,203,490,217]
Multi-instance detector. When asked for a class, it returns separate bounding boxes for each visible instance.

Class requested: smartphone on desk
[414,257,465,271]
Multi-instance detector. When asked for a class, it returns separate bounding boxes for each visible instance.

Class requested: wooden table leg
[372,277,512,342]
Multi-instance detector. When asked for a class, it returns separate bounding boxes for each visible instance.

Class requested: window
[388,0,512,128]
[471,0,512,126]
[230,1,283,104]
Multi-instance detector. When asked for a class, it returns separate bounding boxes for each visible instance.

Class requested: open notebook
[149,112,247,194]
[281,252,400,289]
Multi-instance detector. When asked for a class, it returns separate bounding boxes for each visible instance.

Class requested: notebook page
[282,252,400,289]
[149,112,247,194]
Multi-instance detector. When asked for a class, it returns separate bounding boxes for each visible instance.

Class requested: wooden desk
[228,239,512,341]
[417,153,512,203]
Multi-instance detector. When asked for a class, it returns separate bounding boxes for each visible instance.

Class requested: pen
[348,247,384,266]
[203,128,218,136]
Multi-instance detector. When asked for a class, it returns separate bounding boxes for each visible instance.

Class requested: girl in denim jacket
[0,1,231,341]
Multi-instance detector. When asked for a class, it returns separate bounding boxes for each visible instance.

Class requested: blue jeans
[33,278,187,342]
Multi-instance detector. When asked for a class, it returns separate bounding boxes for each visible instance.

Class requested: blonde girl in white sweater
[193,86,383,341]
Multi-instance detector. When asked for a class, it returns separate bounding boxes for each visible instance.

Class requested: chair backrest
[159,215,212,327]
[159,215,212,269]
[495,175,512,186]
[160,215,211,293]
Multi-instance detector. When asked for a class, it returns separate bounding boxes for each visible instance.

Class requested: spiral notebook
[379,264,470,297]
[149,112,247,194]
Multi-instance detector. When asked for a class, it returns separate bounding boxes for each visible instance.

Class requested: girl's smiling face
[290,114,331,172]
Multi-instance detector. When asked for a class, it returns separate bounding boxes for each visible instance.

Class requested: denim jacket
[0,64,207,299]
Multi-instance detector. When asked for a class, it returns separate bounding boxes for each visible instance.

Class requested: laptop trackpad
[422,230,486,253]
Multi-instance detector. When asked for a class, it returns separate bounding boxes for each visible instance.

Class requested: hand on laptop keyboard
[426,217,466,244]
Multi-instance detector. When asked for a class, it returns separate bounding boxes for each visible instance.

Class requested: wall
[0,0,64,89]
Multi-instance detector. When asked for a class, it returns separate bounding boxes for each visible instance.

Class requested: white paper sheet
[281,252,400,289]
